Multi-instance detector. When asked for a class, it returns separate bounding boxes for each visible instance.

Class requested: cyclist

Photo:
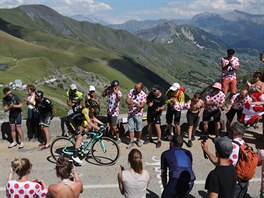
[67,99,104,164]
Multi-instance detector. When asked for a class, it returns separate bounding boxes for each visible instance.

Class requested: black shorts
[187,111,200,126]
[147,111,161,124]
[162,178,194,198]
[166,104,181,125]
[226,108,242,121]
[203,109,221,122]
[107,114,118,126]
[66,118,82,135]
[9,113,22,126]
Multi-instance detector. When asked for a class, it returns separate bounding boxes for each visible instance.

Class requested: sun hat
[214,136,233,158]
[70,84,77,90]
[212,82,222,90]
[169,83,180,91]
[89,85,96,92]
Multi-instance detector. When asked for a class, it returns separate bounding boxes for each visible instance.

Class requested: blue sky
[0,0,263,24]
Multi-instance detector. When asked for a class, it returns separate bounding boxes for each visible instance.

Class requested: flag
[241,102,264,125]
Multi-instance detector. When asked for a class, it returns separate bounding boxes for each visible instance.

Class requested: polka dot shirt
[107,90,122,116]
[205,90,226,112]
[127,89,147,116]
[229,138,245,166]
[6,180,47,198]
[221,56,240,80]
[230,94,252,110]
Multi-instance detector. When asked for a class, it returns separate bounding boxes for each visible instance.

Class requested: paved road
[0,111,263,198]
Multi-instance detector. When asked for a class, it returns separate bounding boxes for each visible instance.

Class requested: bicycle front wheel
[91,137,120,165]
[50,137,75,161]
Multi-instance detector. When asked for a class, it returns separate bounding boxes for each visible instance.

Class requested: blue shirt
[161,147,196,181]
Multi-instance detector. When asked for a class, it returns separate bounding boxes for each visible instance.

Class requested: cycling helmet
[111,80,119,87]
[86,99,98,108]
[35,90,44,98]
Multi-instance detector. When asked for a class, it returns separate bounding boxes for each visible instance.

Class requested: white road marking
[0,178,261,191]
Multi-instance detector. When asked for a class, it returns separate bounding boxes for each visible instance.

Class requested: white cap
[89,85,96,92]
[70,84,77,90]
[169,83,180,91]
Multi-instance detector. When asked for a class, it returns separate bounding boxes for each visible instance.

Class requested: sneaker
[72,156,83,164]
[167,134,174,141]
[191,135,195,141]
[8,142,17,148]
[156,141,162,148]
[126,142,134,149]
[19,142,24,149]
[115,138,121,144]
[136,140,142,147]
[144,138,153,145]
[187,140,193,147]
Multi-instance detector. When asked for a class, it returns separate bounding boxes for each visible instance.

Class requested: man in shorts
[161,136,196,198]
[2,87,25,149]
[221,49,240,96]
[67,100,104,164]
[225,89,252,130]
[203,82,225,137]
[165,83,182,139]
[102,80,122,144]
[186,92,204,147]
[144,85,166,148]
[126,82,147,149]
[35,90,54,150]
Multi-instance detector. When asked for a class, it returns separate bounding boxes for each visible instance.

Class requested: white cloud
[0,0,112,14]
[107,0,263,24]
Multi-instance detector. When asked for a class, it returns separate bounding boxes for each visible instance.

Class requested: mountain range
[0,5,262,115]
[109,10,264,50]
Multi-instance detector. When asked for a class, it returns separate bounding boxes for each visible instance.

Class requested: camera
[199,134,208,142]
[120,165,124,171]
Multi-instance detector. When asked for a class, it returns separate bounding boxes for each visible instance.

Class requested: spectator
[6,158,47,197]
[247,71,264,98]
[61,84,83,136]
[35,90,55,150]
[165,83,180,139]
[126,82,147,149]
[85,85,100,117]
[2,87,25,149]
[202,122,250,197]
[161,136,196,198]
[102,80,122,144]
[225,89,252,130]
[25,84,36,141]
[67,84,83,108]
[48,156,83,198]
[260,51,264,63]
[203,82,225,137]
[221,48,240,96]
[258,149,264,197]
[202,136,237,198]
[117,149,150,198]
[186,92,204,147]
[144,85,166,148]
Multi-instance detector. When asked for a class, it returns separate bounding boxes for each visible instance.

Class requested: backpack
[233,140,259,181]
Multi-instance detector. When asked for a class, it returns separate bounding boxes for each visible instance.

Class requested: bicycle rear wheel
[50,137,75,161]
[91,137,120,165]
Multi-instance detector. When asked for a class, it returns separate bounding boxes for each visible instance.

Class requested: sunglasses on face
[89,91,95,93]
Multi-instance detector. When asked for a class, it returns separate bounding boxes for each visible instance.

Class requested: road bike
[50,127,120,165]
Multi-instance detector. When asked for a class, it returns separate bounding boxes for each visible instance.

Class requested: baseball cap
[152,85,161,91]
[169,83,180,91]
[214,136,233,158]
[70,84,77,90]
[89,85,96,92]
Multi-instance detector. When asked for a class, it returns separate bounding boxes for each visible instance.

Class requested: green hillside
[0,4,262,116]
